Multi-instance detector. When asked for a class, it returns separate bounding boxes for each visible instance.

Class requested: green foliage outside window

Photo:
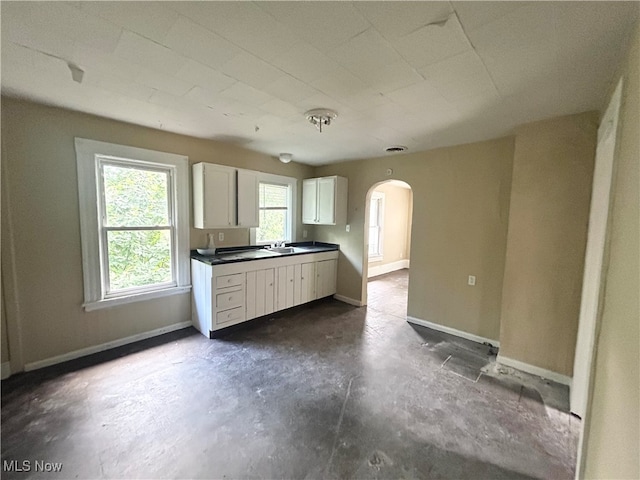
[102,164,173,291]
[256,183,289,243]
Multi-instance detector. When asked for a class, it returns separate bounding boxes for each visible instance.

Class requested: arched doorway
[362,180,413,318]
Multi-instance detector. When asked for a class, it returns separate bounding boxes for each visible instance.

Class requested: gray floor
[1,269,579,479]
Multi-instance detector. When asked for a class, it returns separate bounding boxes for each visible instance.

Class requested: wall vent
[385,145,407,153]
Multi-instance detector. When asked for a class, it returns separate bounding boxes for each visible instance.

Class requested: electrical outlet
[346,224,350,232]
[303,230,308,239]
[218,232,224,242]
[468,275,476,286]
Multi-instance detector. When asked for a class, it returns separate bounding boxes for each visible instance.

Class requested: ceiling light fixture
[304,108,338,133]
[279,153,293,164]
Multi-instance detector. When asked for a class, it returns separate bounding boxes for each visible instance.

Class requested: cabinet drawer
[216,273,244,289]
[216,306,245,326]
[216,289,244,311]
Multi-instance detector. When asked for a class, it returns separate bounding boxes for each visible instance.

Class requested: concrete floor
[2,270,579,479]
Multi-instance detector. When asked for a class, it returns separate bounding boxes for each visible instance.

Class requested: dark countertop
[191,241,339,266]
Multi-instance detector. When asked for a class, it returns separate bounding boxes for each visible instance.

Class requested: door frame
[573,79,623,477]
[362,179,413,306]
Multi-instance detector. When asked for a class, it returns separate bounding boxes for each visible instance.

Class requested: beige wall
[583,23,639,480]
[1,286,8,364]
[315,137,514,341]
[1,98,315,366]
[499,112,598,376]
[368,182,412,267]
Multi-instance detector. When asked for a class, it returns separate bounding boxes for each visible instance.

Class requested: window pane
[369,226,379,255]
[370,198,379,227]
[103,164,169,227]
[259,183,288,208]
[257,209,286,243]
[107,230,172,291]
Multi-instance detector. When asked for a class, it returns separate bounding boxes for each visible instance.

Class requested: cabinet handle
[228,296,233,301]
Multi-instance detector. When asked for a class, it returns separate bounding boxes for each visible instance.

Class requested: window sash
[96,157,178,298]
[369,194,384,257]
[257,182,292,243]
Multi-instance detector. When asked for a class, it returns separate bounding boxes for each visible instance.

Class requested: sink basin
[217,249,279,261]
[268,247,296,254]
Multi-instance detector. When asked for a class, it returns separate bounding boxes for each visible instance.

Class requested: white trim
[333,294,364,307]
[74,138,190,309]
[83,286,191,312]
[496,354,572,386]
[575,77,624,480]
[1,362,11,380]
[571,78,623,418]
[407,316,500,347]
[368,259,410,278]
[24,321,192,372]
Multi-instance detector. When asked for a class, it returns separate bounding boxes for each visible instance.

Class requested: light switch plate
[218,232,224,242]
[346,224,350,232]
[468,275,476,286]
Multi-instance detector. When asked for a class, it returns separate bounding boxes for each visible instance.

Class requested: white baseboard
[1,362,11,380]
[24,321,193,372]
[496,354,572,386]
[407,316,500,347]
[333,294,364,307]
[368,259,409,278]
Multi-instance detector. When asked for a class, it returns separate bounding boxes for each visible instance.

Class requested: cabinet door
[237,169,259,228]
[264,269,275,315]
[246,271,257,320]
[316,177,336,225]
[300,262,316,303]
[294,264,303,306]
[250,268,275,319]
[316,259,337,299]
[302,178,318,224]
[277,265,295,310]
[203,164,235,227]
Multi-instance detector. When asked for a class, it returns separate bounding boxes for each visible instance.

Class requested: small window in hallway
[369,192,384,259]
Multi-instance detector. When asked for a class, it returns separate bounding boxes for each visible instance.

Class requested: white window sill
[84,285,192,312]
[368,255,383,263]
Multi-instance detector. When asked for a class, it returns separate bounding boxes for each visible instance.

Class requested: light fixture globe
[304,108,338,133]
[279,153,293,163]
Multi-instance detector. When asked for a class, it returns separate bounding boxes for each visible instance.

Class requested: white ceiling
[2,1,638,165]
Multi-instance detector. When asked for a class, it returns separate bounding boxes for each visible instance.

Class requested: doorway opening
[363,180,413,319]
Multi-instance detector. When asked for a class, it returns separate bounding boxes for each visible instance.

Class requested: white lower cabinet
[316,259,337,299]
[246,268,275,320]
[191,250,338,338]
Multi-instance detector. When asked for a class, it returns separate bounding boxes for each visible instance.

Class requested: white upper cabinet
[302,176,348,225]
[237,169,259,228]
[193,163,258,229]
[302,178,318,224]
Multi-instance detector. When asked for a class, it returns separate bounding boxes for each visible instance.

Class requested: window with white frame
[369,192,385,259]
[75,138,190,311]
[252,173,297,245]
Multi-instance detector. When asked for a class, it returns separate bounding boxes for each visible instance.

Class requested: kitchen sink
[266,246,312,254]
[217,249,279,260]
[267,247,296,254]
